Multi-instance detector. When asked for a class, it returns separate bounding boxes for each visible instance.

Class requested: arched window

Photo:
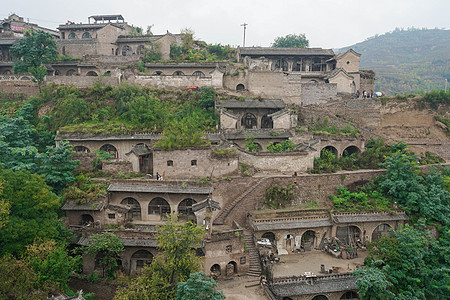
[68,32,77,39]
[342,146,360,157]
[312,296,329,300]
[173,71,185,76]
[54,70,61,76]
[148,198,171,217]
[241,113,257,129]
[82,32,91,39]
[301,230,316,251]
[122,45,132,56]
[74,145,90,153]
[100,144,118,158]
[261,115,273,129]
[193,71,205,77]
[131,250,153,273]
[336,226,361,245]
[178,198,197,222]
[261,232,276,244]
[153,71,163,75]
[236,84,245,91]
[321,146,338,158]
[66,69,76,76]
[121,197,142,221]
[86,71,98,76]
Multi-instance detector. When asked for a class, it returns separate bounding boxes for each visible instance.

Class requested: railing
[272,272,354,284]
[0,75,32,81]
[253,215,330,223]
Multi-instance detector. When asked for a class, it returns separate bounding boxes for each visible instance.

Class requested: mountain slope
[338,28,450,95]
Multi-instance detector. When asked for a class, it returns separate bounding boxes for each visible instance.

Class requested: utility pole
[241,23,248,47]
[445,78,448,92]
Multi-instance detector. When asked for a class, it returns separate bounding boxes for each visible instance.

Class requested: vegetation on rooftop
[306,116,359,137]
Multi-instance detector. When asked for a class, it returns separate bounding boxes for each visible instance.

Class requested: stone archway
[226,261,237,276]
[236,84,245,91]
[340,291,359,299]
[342,146,360,157]
[80,214,94,226]
[121,197,142,221]
[301,230,316,251]
[131,250,153,273]
[74,145,90,153]
[148,197,171,219]
[261,114,273,129]
[312,295,329,300]
[321,145,338,158]
[262,232,276,244]
[100,144,118,159]
[371,224,392,242]
[178,198,197,223]
[86,71,98,76]
[122,45,132,56]
[210,264,221,277]
[193,71,205,77]
[241,113,257,129]
[336,225,361,246]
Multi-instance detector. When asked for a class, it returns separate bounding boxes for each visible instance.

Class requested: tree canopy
[10,30,58,90]
[176,272,225,300]
[114,214,205,300]
[272,33,309,48]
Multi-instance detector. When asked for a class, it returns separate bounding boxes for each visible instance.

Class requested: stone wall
[301,83,337,106]
[133,75,217,89]
[324,99,382,129]
[237,149,315,174]
[102,160,133,174]
[153,148,239,180]
[0,79,39,97]
[248,72,302,106]
[46,76,119,87]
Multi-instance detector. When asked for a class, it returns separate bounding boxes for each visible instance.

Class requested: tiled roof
[61,201,105,211]
[332,212,408,223]
[192,197,220,212]
[239,47,335,57]
[108,184,212,195]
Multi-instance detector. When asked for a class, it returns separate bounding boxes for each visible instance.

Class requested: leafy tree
[262,184,295,209]
[266,139,295,152]
[176,272,225,300]
[10,30,58,91]
[272,33,309,48]
[25,239,80,291]
[0,180,10,229]
[0,168,61,256]
[114,214,205,300]
[245,135,260,153]
[354,224,449,299]
[83,232,124,279]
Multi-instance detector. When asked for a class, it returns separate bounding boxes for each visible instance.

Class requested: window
[191,160,197,166]
[226,245,232,253]
[108,214,115,219]
[240,257,246,264]
[167,160,173,166]
[68,32,77,39]
[82,32,91,39]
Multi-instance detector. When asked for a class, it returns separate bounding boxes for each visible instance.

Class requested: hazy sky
[2,0,449,49]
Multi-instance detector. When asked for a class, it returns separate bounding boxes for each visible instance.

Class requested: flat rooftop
[272,250,367,277]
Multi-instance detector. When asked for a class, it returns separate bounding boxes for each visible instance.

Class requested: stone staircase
[244,232,262,277]
[213,178,269,225]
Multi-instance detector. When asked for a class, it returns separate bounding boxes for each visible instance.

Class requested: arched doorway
[312,296,329,300]
[210,264,221,276]
[74,145,90,153]
[122,45,132,56]
[372,224,392,241]
[148,198,171,219]
[336,225,361,246]
[178,198,197,223]
[80,214,94,226]
[121,197,142,221]
[131,250,153,273]
[262,232,276,245]
[343,146,360,157]
[301,230,316,251]
[226,261,237,276]
[261,115,273,129]
[241,113,257,129]
[100,144,118,159]
[236,84,245,91]
[321,146,338,158]
[66,69,76,76]
[340,291,359,299]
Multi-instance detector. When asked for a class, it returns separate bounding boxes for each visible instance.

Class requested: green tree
[176,272,225,300]
[0,168,61,256]
[353,263,394,300]
[114,214,205,300]
[272,33,309,48]
[10,30,58,91]
[0,180,10,229]
[83,232,124,279]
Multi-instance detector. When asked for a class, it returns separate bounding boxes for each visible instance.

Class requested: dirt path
[216,276,268,300]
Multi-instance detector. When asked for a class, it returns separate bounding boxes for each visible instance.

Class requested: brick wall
[301,83,338,106]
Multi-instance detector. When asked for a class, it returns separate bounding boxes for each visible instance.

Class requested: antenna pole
[241,23,248,47]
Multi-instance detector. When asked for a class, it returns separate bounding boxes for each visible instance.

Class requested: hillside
[338,28,450,95]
